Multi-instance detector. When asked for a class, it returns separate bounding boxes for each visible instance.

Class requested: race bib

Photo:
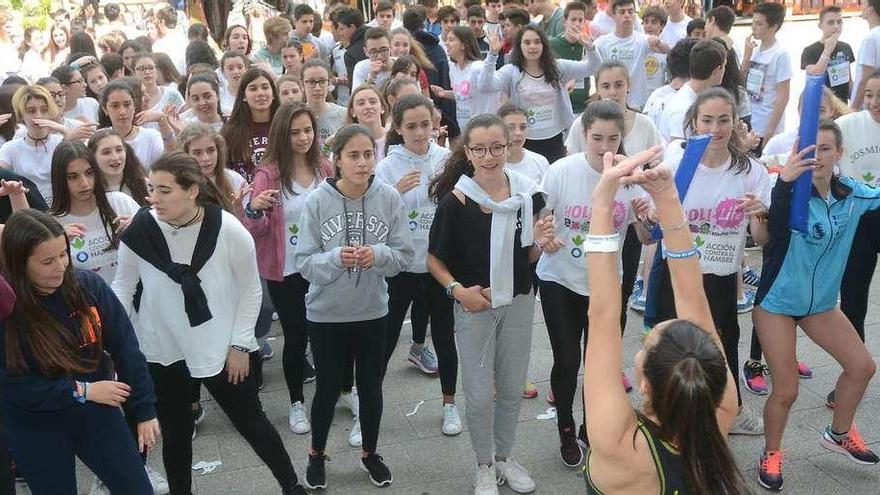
[406,206,434,240]
[827,59,850,87]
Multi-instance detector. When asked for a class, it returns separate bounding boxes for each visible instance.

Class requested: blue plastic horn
[789,74,825,233]
[651,134,712,241]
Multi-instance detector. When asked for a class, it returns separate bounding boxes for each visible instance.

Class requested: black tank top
[583,416,688,495]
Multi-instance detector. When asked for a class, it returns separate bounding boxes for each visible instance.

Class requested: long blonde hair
[390,28,435,72]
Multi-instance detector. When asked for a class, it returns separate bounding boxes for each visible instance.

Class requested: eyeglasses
[467,144,507,157]
[49,91,67,99]
[304,78,329,87]
[366,47,390,57]
[66,78,84,85]
[135,65,156,73]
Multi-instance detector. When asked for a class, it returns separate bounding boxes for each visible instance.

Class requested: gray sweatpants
[454,293,535,465]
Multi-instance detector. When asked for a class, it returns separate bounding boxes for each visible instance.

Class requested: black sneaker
[577,423,590,450]
[559,426,583,467]
[305,453,329,490]
[361,453,393,487]
[192,403,206,426]
[282,485,307,495]
[826,389,836,409]
[303,358,316,384]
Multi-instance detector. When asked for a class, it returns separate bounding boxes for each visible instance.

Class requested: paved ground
[18,13,880,495]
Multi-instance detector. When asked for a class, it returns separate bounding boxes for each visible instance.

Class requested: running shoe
[758,450,784,491]
[192,402,206,425]
[361,453,393,487]
[259,340,274,361]
[496,457,536,493]
[742,266,762,286]
[303,358,316,384]
[349,417,362,448]
[271,311,280,321]
[408,343,439,374]
[522,380,538,399]
[288,401,310,434]
[730,405,764,435]
[797,361,813,379]
[577,423,589,449]
[820,425,879,465]
[559,426,583,467]
[737,288,756,314]
[304,453,329,490]
[546,389,555,406]
[474,464,499,495]
[628,279,646,312]
[442,403,463,436]
[826,390,837,409]
[146,466,170,495]
[742,361,769,395]
[622,372,633,393]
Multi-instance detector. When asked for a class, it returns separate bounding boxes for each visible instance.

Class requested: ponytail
[644,321,747,495]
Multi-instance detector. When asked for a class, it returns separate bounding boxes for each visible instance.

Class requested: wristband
[661,243,699,260]
[72,380,87,404]
[584,233,620,253]
[244,202,263,219]
[659,219,688,232]
[445,280,461,299]
[230,345,250,353]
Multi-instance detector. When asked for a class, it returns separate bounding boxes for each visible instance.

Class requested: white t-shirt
[759,127,798,168]
[566,112,662,156]
[852,26,880,105]
[179,110,224,131]
[658,83,697,142]
[331,43,351,106]
[643,83,679,130]
[594,32,651,109]
[316,103,348,148]
[505,149,550,184]
[55,192,140,284]
[836,110,880,186]
[745,42,792,136]
[591,10,643,37]
[537,152,643,296]
[516,73,565,139]
[450,61,502,132]
[0,134,63,204]
[127,127,165,169]
[64,97,101,123]
[281,179,320,276]
[660,16,692,48]
[152,32,188,74]
[20,50,50,83]
[644,51,667,100]
[352,58,391,89]
[668,156,770,276]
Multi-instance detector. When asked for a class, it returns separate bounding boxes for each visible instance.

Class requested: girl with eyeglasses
[51,64,101,123]
[133,53,184,136]
[426,113,559,495]
[376,94,459,433]
[302,59,347,152]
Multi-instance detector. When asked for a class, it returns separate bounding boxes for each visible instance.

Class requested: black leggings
[840,214,880,342]
[539,280,589,431]
[386,272,457,395]
[309,317,387,454]
[620,224,641,330]
[524,133,566,165]
[150,358,298,494]
[266,273,310,404]
[651,262,742,406]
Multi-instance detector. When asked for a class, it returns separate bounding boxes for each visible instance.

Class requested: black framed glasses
[467,144,507,158]
[304,78,329,87]
[135,65,156,73]
[366,47,390,58]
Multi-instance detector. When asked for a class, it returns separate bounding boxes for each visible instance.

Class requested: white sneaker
[89,477,110,495]
[340,388,359,416]
[496,457,536,493]
[146,466,170,495]
[288,401,311,434]
[474,464,499,495]
[729,405,765,436]
[349,417,363,447]
[441,403,462,436]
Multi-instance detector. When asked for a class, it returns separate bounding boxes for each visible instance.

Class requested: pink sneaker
[621,373,632,393]
[797,361,813,379]
[742,361,769,395]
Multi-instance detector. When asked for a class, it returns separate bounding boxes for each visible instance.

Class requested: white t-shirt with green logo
[836,110,880,187]
[667,156,770,276]
[536,152,642,296]
[55,191,141,284]
[282,179,320,277]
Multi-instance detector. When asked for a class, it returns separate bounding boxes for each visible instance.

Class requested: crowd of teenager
[1,0,880,493]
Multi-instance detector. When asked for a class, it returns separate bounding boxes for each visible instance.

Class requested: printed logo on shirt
[609,46,635,61]
[454,79,472,98]
[686,198,748,268]
[288,223,299,246]
[811,222,826,240]
[645,55,661,77]
[319,210,390,244]
[747,61,769,103]
[71,237,89,263]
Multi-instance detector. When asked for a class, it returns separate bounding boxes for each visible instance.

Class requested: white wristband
[584,233,620,253]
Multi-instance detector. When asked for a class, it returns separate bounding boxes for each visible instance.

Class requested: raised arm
[479,30,510,93]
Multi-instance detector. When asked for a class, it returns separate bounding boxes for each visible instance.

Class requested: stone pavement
[34,252,880,494]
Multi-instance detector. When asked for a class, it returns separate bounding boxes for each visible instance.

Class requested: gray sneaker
[730,405,765,436]
[408,343,438,374]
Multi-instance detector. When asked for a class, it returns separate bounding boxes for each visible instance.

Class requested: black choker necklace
[167,207,202,235]
[26,132,49,151]
[121,125,136,138]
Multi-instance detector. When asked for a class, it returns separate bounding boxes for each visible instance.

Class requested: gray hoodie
[295,177,414,323]
[374,142,451,273]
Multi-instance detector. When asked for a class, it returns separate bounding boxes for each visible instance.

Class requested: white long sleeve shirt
[112,209,261,378]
